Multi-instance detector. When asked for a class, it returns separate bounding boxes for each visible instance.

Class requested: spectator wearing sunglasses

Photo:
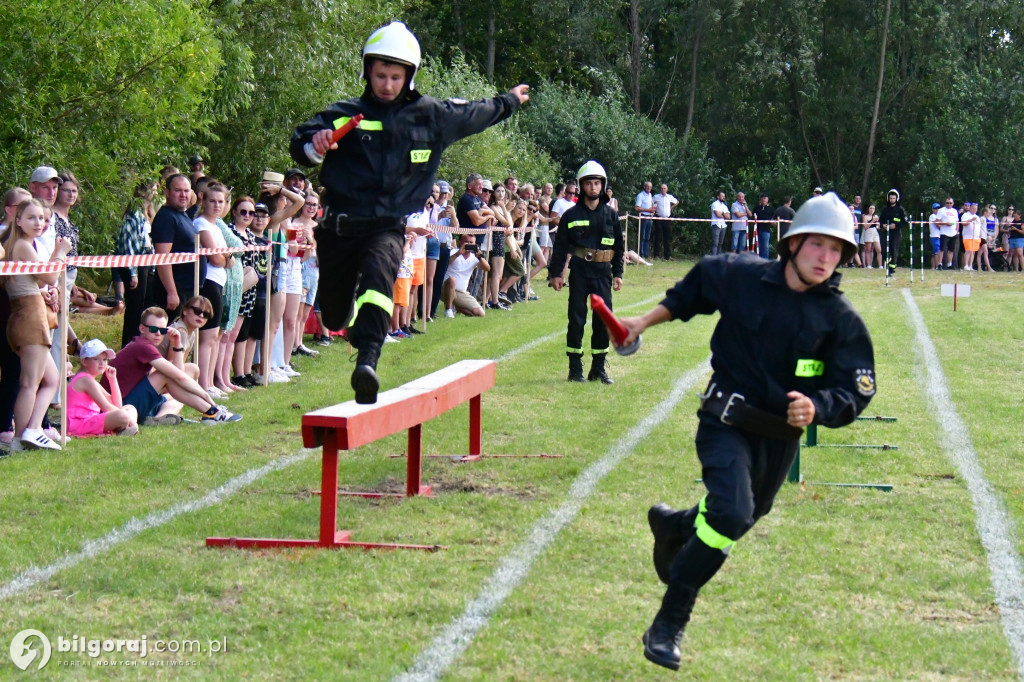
[107,306,241,425]
[158,295,212,384]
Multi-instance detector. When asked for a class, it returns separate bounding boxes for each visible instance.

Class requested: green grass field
[1,262,1022,680]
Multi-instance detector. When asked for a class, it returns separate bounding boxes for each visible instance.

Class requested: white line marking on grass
[903,289,1024,675]
[0,450,314,600]
[1,296,673,602]
[394,358,711,682]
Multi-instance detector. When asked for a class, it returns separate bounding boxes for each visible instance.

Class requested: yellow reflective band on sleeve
[795,359,824,377]
[410,150,431,163]
[567,220,590,229]
[601,237,614,245]
[353,289,394,320]
[695,496,735,553]
[332,117,383,131]
[567,346,583,355]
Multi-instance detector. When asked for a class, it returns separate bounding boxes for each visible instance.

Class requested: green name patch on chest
[795,359,824,377]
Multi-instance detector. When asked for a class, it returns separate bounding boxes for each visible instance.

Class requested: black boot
[648,503,696,585]
[642,584,697,671]
[568,354,585,382]
[587,354,613,384]
[351,342,381,404]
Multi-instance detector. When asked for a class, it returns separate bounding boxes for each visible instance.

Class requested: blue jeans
[730,230,747,253]
[640,218,653,257]
[757,230,771,259]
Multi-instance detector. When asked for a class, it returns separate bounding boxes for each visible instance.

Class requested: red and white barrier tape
[0,261,66,275]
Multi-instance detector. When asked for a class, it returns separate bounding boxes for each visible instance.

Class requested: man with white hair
[620,192,875,671]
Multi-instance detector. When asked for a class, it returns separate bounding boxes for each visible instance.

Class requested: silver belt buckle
[585,249,594,262]
[720,393,744,425]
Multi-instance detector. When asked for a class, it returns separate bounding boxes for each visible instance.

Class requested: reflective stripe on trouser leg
[351,289,394,323]
[591,347,609,355]
[695,495,735,555]
[566,346,583,355]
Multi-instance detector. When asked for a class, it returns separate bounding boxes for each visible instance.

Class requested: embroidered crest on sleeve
[855,369,876,397]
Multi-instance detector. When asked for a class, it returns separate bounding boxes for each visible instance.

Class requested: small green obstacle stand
[787,422,894,491]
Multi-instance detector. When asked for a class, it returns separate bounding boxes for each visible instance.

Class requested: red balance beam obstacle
[206,359,496,551]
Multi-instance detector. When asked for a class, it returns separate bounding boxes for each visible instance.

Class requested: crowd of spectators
[7,159,1016,453]
[0,162,591,454]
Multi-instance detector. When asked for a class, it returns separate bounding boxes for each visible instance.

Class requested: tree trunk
[486,1,496,81]
[682,13,705,140]
[628,0,642,113]
[786,69,823,186]
[861,0,892,200]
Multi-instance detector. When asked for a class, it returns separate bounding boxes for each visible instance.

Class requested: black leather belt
[698,382,802,441]
[321,211,403,236]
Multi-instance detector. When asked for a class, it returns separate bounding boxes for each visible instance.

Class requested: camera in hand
[464,243,478,253]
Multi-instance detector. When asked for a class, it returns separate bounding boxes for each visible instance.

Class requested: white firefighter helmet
[778,191,858,262]
[576,160,608,200]
[361,22,422,91]
[576,160,607,183]
[887,188,900,201]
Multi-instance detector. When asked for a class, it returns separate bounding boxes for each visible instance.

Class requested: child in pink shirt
[67,340,139,437]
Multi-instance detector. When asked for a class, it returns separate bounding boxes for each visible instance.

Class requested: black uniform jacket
[661,253,875,427]
[878,203,907,228]
[290,88,520,220]
[548,201,625,279]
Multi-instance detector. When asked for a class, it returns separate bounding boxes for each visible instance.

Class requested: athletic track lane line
[392,358,711,682]
[902,288,1024,677]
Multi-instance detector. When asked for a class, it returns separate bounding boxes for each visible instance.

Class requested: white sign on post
[940,284,971,297]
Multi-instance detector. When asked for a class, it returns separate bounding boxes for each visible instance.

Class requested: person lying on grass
[67,340,138,437]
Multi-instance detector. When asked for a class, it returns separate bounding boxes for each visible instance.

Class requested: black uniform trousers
[118,266,151,349]
[651,218,672,259]
[315,222,404,351]
[667,412,799,591]
[566,257,612,355]
[884,227,902,267]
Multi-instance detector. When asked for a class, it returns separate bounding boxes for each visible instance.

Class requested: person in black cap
[284,168,307,194]
[188,155,205,185]
[289,21,528,404]
[752,193,774,259]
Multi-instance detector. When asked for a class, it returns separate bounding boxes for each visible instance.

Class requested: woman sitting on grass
[68,340,138,438]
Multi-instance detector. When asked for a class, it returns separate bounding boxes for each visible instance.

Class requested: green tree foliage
[201,0,402,197]
[416,53,559,188]
[0,1,223,253]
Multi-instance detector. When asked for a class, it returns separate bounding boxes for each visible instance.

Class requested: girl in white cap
[67,340,138,437]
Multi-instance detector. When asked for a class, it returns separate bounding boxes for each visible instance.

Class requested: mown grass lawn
[1,262,1021,680]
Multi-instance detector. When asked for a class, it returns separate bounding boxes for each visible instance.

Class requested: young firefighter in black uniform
[618,192,876,671]
[879,188,907,275]
[547,161,624,383]
[290,21,529,403]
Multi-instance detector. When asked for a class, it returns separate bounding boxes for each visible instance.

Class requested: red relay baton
[590,294,641,356]
[331,113,364,144]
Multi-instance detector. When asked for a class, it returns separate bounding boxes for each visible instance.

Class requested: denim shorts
[301,260,319,305]
[426,236,440,260]
[1010,238,1024,250]
[930,237,940,253]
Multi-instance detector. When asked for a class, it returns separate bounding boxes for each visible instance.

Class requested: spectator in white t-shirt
[710,191,730,255]
[442,234,491,317]
[651,184,678,260]
[935,197,959,269]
